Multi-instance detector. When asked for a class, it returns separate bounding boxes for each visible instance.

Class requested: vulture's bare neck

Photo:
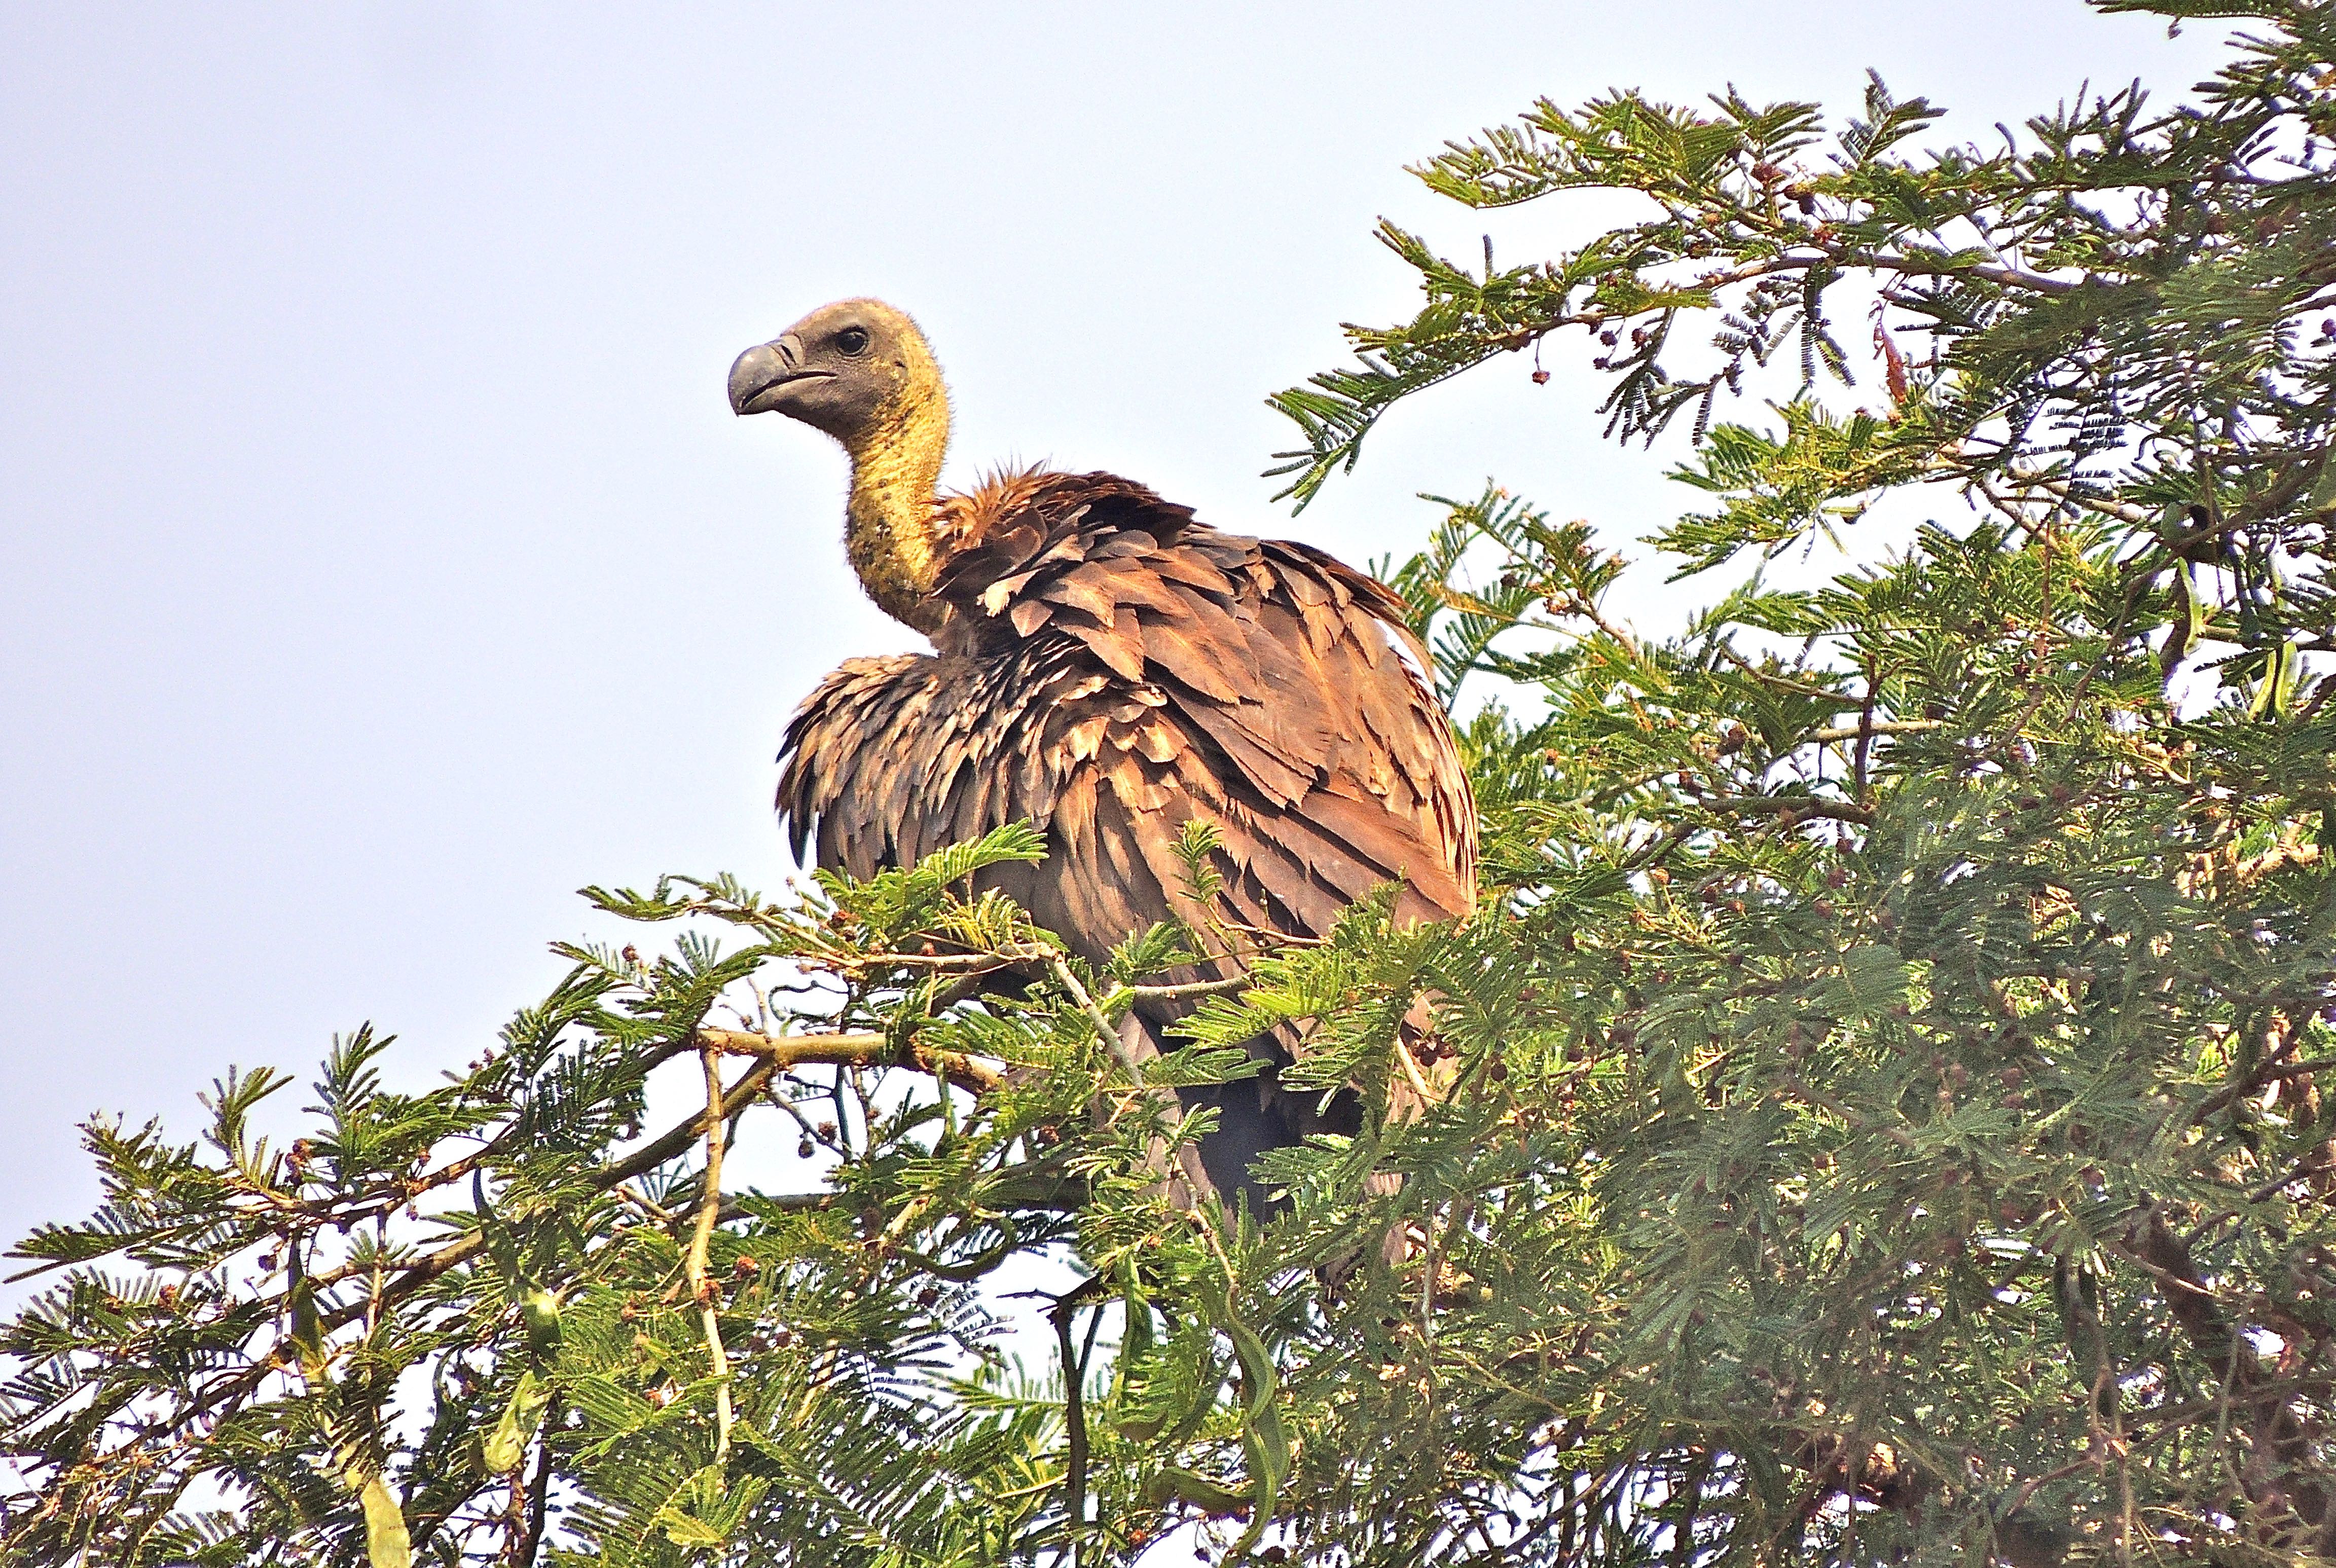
[843,375,951,634]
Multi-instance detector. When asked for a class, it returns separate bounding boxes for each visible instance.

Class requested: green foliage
[0,836,1214,1567]
[14,3,2336,1564]
[1238,2,2336,1560]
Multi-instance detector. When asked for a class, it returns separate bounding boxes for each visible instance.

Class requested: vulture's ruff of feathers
[731,300,1477,1211]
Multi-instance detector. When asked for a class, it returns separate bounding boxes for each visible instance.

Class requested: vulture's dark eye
[835,326,871,356]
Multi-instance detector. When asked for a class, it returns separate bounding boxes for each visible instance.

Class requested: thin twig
[1049,960,1148,1080]
[1975,474,2050,541]
[2250,1146,2336,1205]
[2014,468,2157,525]
[1807,719,1946,743]
[517,1396,558,1568]
[839,950,1031,973]
[201,1037,705,1232]
[686,1046,734,1464]
[695,1026,1002,1095]
[1115,975,1256,1003]
[1783,1076,1917,1149]
[1702,794,1876,826]
[1048,958,1216,1206]
[2003,1455,2101,1522]
[2059,556,2161,724]
[613,1185,678,1224]
[1717,643,1852,702]
[1394,1035,1438,1108]
[1622,821,1697,873]
[1852,655,1880,798]
[1831,244,2084,296]
[600,1054,779,1192]
[1554,594,1642,660]
[1050,1274,1112,1566]
[2191,1015,2305,1124]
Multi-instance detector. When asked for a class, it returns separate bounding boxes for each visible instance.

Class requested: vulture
[728,299,1477,1211]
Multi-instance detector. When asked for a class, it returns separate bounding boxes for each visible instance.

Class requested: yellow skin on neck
[843,353,951,634]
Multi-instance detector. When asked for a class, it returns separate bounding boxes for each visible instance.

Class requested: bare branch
[694,1026,1003,1095]
[686,1046,735,1462]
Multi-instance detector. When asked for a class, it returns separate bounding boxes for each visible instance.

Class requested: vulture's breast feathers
[777,468,1476,958]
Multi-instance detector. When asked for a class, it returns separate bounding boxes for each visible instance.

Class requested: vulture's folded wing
[776,469,1478,1211]
[925,469,1478,950]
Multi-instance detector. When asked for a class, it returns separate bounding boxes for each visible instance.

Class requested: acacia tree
[10,0,2336,1562]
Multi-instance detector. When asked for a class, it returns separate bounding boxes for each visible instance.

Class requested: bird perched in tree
[728,299,1476,1211]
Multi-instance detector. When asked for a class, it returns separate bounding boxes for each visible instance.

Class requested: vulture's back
[776,469,1476,1204]
[778,468,1474,946]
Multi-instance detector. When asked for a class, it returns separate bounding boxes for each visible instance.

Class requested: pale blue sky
[1,3,2233,1250]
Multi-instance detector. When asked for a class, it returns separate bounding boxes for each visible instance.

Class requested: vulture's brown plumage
[729,299,1476,1210]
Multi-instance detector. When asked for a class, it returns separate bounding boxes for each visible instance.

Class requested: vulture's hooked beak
[728,333,827,416]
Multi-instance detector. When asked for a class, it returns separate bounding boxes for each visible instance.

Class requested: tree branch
[694,1026,1003,1095]
[1702,794,1876,826]
[686,1046,735,1463]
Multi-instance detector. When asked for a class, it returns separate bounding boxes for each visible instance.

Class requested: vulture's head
[727,298,943,453]
[730,298,952,631]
